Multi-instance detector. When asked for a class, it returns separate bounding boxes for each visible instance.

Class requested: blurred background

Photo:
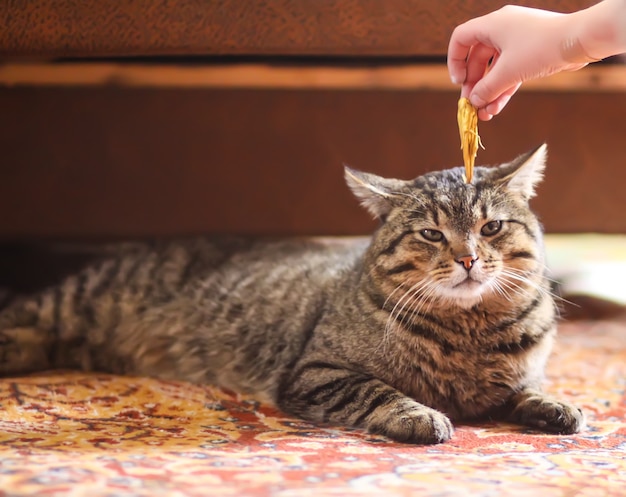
[0,0,624,310]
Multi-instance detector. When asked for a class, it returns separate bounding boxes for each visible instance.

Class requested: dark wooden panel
[0,0,595,58]
[0,86,624,239]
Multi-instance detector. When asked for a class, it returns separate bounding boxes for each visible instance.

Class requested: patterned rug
[0,320,625,497]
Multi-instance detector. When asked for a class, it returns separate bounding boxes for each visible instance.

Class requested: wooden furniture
[1,0,623,239]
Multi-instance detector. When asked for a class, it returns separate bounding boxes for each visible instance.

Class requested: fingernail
[451,75,461,85]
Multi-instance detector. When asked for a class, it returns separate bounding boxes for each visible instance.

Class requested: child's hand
[447,4,608,120]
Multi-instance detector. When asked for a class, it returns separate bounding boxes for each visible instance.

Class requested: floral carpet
[0,320,624,497]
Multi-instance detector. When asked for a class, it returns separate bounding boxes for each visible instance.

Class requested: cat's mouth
[453,276,481,289]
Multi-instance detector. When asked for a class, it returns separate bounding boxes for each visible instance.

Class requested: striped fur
[0,145,584,444]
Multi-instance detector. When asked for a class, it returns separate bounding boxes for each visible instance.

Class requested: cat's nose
[456,254,478,270]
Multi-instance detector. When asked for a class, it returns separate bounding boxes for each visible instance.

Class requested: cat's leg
[504,388,585,434]
[278,364,453,444]
[0,296,55,375]
[0,289,87,375]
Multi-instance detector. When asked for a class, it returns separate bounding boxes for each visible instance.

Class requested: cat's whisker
[499,280,530,304]
[500,268,556,299]
[389,279,433,331]
[498,269,573,318]
[382,282,408,315]
[505,265,563,294]
[380,278,433,353]
[488,279,511,300]
[408,281,440,324]
[385,276,440,342]
[496,272,538,301]
[400,280,435,323]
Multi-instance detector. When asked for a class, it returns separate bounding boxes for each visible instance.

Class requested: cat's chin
[438,280,489,309]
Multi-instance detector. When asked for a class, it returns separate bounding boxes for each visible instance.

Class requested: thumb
[469,60,522,109]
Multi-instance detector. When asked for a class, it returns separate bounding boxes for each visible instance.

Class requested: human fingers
[460,43,498,98]
[468,57,523,109]
[447,19,492,85]
[482,83,521,118]
[477,108,494,121]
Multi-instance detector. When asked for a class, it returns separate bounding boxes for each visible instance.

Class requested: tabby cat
[0,144,584,444]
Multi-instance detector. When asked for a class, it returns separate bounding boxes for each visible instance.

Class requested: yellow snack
[457,97,483,183]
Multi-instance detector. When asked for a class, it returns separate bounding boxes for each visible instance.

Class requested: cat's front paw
[367,398,453,444]
[509,392,585,434]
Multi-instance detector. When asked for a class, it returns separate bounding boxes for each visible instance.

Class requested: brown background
[0,0,596,58]
[1,0,623,240]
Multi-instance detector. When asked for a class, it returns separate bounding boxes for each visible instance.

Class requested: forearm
[568,0,626,61]
[447,1,626,119]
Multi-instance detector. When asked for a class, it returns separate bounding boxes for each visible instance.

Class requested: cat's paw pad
[368,400,453,444]
[512,395,585,434]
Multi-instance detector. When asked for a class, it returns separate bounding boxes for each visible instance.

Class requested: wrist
[570,0,626,61]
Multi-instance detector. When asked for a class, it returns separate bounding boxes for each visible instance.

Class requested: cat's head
[346,144,548,310]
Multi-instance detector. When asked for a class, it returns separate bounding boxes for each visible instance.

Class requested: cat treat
[457,97,483,183]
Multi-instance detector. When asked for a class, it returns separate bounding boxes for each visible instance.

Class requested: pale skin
[447,0,626,121]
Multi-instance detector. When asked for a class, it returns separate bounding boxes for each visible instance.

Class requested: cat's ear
[344,166,404,219]
[495,143,547,200]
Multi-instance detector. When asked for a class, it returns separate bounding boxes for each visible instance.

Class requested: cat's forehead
[405,167,503,228]
[413,166,501,201]
[411,166,479,190]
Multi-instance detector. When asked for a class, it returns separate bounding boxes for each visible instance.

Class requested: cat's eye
[420,229,444,242]
[481,220,503,236]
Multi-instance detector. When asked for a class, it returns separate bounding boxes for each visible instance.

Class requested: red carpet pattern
[0,320,625,496]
